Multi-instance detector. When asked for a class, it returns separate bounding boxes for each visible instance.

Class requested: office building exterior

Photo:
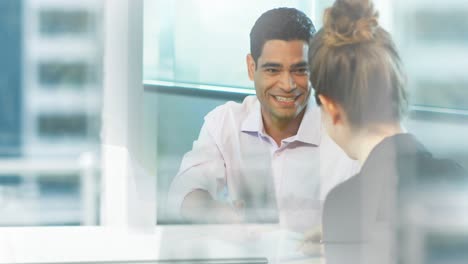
[0,0,102,226]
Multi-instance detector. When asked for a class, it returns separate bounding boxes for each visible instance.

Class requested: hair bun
[323,0,379,47]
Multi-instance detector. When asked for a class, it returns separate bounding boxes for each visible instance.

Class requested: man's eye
[292,68,309,75]
[265,68,280,73]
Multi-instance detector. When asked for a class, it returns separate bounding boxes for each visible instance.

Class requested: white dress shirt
[168,96,359,232]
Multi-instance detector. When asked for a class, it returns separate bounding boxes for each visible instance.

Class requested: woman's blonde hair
[309,0,408,128]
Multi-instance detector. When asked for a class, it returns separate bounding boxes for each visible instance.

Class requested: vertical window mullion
[101,0,156,229]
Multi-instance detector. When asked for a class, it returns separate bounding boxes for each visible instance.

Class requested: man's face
[247,40,311,125]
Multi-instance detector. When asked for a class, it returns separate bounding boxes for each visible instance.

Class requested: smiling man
[168,8,358,232]
[247,38,310,146]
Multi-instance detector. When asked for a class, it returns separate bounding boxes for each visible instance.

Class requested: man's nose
[279,71,296,92]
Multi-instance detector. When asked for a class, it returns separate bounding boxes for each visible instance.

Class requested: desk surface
[156,225,321,264]
[0,225,323,264]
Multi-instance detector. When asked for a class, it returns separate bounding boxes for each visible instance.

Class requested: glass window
[144,0,315,224]
[413,80,468,110]
[143,0,313,89]
[40,9,96,36]
[411,10,468,43]
[39,61,96,88]
[394,1,468,110]
[0,0,102,226]
[37,114,89,139]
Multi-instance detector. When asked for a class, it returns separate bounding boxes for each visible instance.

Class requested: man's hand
[181,189,245,224]
[211,199,245,223]
[298,225,324,256]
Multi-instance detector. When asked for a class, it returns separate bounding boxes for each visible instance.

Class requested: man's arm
[168,105,244,223]
[181,189,243,223]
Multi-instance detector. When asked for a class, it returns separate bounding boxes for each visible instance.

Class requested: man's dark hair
[250,7,315,64]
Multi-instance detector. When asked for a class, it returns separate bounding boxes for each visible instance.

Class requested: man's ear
[318,94,342,125]
[246,54,256,81]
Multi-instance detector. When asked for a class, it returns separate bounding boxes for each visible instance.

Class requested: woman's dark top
[322,133,466,264]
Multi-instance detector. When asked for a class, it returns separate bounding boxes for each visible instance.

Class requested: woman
[306,0,466,263]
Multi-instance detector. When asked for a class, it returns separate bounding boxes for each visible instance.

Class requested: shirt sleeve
[167,110,227,219]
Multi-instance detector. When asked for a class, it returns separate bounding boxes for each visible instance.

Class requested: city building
[0,0,102,226]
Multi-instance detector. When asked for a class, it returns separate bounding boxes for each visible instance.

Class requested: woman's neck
[347,123,405,165]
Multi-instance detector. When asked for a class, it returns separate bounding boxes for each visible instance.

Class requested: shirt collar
[295,103,321,146]
[241,98,321,146]
[241,99,263,134]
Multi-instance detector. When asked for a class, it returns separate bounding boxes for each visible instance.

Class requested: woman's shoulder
[396,140,467,186]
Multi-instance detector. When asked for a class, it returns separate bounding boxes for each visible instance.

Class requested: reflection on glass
[40,9,95,36]
[0,0,102,226]
[141,1,468,263]
[393,1,468,264]
[412,10,468,43]
[39,61,96,88]
[143,0,312,88]
[38,114,89,139]
[395,0,468,110]
[399,189,468,264]
[413,80,468,110]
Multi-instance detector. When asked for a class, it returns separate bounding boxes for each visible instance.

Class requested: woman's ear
[318,94,342,125]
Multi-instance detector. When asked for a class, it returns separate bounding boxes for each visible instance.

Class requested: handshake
[298,225,325,256]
